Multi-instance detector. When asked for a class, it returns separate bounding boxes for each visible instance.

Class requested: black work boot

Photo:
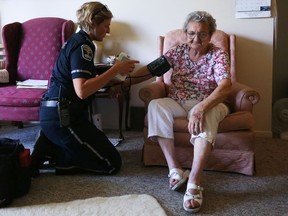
[30,131,57,177]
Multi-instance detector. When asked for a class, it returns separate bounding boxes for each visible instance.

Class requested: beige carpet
[0,194,167,216]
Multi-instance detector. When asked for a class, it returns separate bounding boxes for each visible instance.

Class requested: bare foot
[184,188,201,209]
[168,168,190,190]
[183,183,203,213]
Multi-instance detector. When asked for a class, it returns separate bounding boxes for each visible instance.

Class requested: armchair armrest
[227,82,260,113]
[139,80,260,114]
[139,80,166,109]
[2,22,22,83]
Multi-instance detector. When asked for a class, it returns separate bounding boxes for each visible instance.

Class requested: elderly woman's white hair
[183,11,217,35]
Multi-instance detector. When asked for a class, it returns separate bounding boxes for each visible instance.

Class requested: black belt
[41,100,58,107]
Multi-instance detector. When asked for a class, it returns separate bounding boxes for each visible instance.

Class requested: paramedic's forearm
[124,66,153,86]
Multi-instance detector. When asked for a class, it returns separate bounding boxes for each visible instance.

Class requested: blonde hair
[76,1,113,31]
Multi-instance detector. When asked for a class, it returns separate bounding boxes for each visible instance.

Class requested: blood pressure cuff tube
[147,55,171,77]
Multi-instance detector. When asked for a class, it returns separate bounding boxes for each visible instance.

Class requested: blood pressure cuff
[147,55,171,77]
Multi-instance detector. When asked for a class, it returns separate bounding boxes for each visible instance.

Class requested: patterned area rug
[0,194,167,216]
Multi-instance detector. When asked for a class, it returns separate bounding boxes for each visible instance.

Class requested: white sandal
[168,168,190,191]
[183,183,204,213]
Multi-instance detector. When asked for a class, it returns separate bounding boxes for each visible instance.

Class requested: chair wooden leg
[125,92,130,131]
[17,121,23,128]
[11,121,23,128]
[116,94,124,140]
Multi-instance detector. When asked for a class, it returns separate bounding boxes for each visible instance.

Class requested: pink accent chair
[0,17,75,127]
[139,29,260,176]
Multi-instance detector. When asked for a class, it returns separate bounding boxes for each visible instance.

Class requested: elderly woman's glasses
[186,31,209,40]
[94,5,110,17]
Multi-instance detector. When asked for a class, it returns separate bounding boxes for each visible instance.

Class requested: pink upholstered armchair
[0,17,75,127]
[139,29,260,176]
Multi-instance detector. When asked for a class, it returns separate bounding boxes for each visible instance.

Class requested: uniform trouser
[39,105,122,174]
[147,98,229,145]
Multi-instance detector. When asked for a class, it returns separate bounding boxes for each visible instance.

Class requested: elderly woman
[30,1,139,176]
[123,11,231,213]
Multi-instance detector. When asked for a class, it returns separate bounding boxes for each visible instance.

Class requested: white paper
[235,0,271,18]
[109,138,123,146]
[17,79,48,89]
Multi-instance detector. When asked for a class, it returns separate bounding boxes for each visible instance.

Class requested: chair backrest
[2,17,75,83]
[158,29,236,86]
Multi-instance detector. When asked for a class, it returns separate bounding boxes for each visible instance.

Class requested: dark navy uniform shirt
[43,30,98,105]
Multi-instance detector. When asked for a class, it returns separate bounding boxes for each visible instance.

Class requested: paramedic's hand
[113,59,139,76]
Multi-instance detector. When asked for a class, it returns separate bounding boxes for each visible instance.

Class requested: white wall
[0,0,275,136]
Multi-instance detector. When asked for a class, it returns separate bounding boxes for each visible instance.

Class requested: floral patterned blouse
[164,43,231,103]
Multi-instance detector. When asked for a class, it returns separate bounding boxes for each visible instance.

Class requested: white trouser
[147,98,229,145]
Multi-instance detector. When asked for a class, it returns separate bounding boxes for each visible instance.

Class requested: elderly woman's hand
[188,105,205,135]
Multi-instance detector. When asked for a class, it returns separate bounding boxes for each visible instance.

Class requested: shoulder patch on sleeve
[81,44,93,61]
